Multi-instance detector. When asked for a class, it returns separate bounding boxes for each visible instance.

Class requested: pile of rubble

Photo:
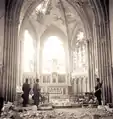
[50,93,98,108]
[0,101,113,119]
[74,93,97,104]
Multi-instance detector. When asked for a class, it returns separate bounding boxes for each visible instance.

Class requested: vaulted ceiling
[6,0,108,36]
[28,0,84,38]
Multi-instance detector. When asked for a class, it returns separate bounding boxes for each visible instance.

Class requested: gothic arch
[40,25,67,45]
[3,0,113,103]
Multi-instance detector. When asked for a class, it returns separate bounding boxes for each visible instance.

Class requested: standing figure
[22,78,31,107]
[33,79,40,107]
[0,97,4,116]
[94,78,103,105]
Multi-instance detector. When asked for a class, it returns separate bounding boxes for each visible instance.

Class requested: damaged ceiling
[28,0,84,38]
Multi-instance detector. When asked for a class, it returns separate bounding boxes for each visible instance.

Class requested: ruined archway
[3,0,113,104]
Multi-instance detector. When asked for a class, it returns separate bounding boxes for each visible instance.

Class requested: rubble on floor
[1,92,112,119]
[51,93,98,108]
[0,102,113,119]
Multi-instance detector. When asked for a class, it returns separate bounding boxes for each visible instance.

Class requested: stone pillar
[81,78,83,93]
[95,21,113,104]
[88,40,95,92]
[86,78,88,92]
[104,21,113,103]
[2,16,18,101]
[36,35,40,78]
[39,41,42,78]
[87,40,92,92]
[17,33,24,87]
[95,23,105,104]
[76,79,79,94]
[2,0,23,101]
[0,0,5,94]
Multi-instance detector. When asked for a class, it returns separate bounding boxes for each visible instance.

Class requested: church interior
[0,0,113,118]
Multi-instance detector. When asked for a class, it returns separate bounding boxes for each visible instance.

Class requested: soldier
[22,78,31,107]
[94,78,103,105]
[33,79,40,107]
[0,96,4,116]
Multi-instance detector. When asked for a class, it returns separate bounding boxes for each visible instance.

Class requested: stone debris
[38,103,53,110]
[104,106,113,113]
[97,106,107,111]
[0,102,113,119]
[2,102,14,113]
[50,93,98,108]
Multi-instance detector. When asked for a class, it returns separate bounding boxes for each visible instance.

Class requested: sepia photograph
[0,0,113,118]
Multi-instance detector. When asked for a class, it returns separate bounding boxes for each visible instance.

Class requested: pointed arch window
[42,36,66,74]
[72,31,88,73]
[23,30,35,72]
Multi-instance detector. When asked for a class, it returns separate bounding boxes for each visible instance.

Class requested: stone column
[104,21,113,103]
[2,16,18,101]
[81,78,83,93]
[0,0,5,95]
[86,78,88,92]
[88,39,95,92]
[2,0,23,100]
[95,20,113,104]
[76,78,79,94]
[39,41,42,79]
[36,35,40,78]
[17,33,24,87]
[95,23,105,104]
[87,40,92,92]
